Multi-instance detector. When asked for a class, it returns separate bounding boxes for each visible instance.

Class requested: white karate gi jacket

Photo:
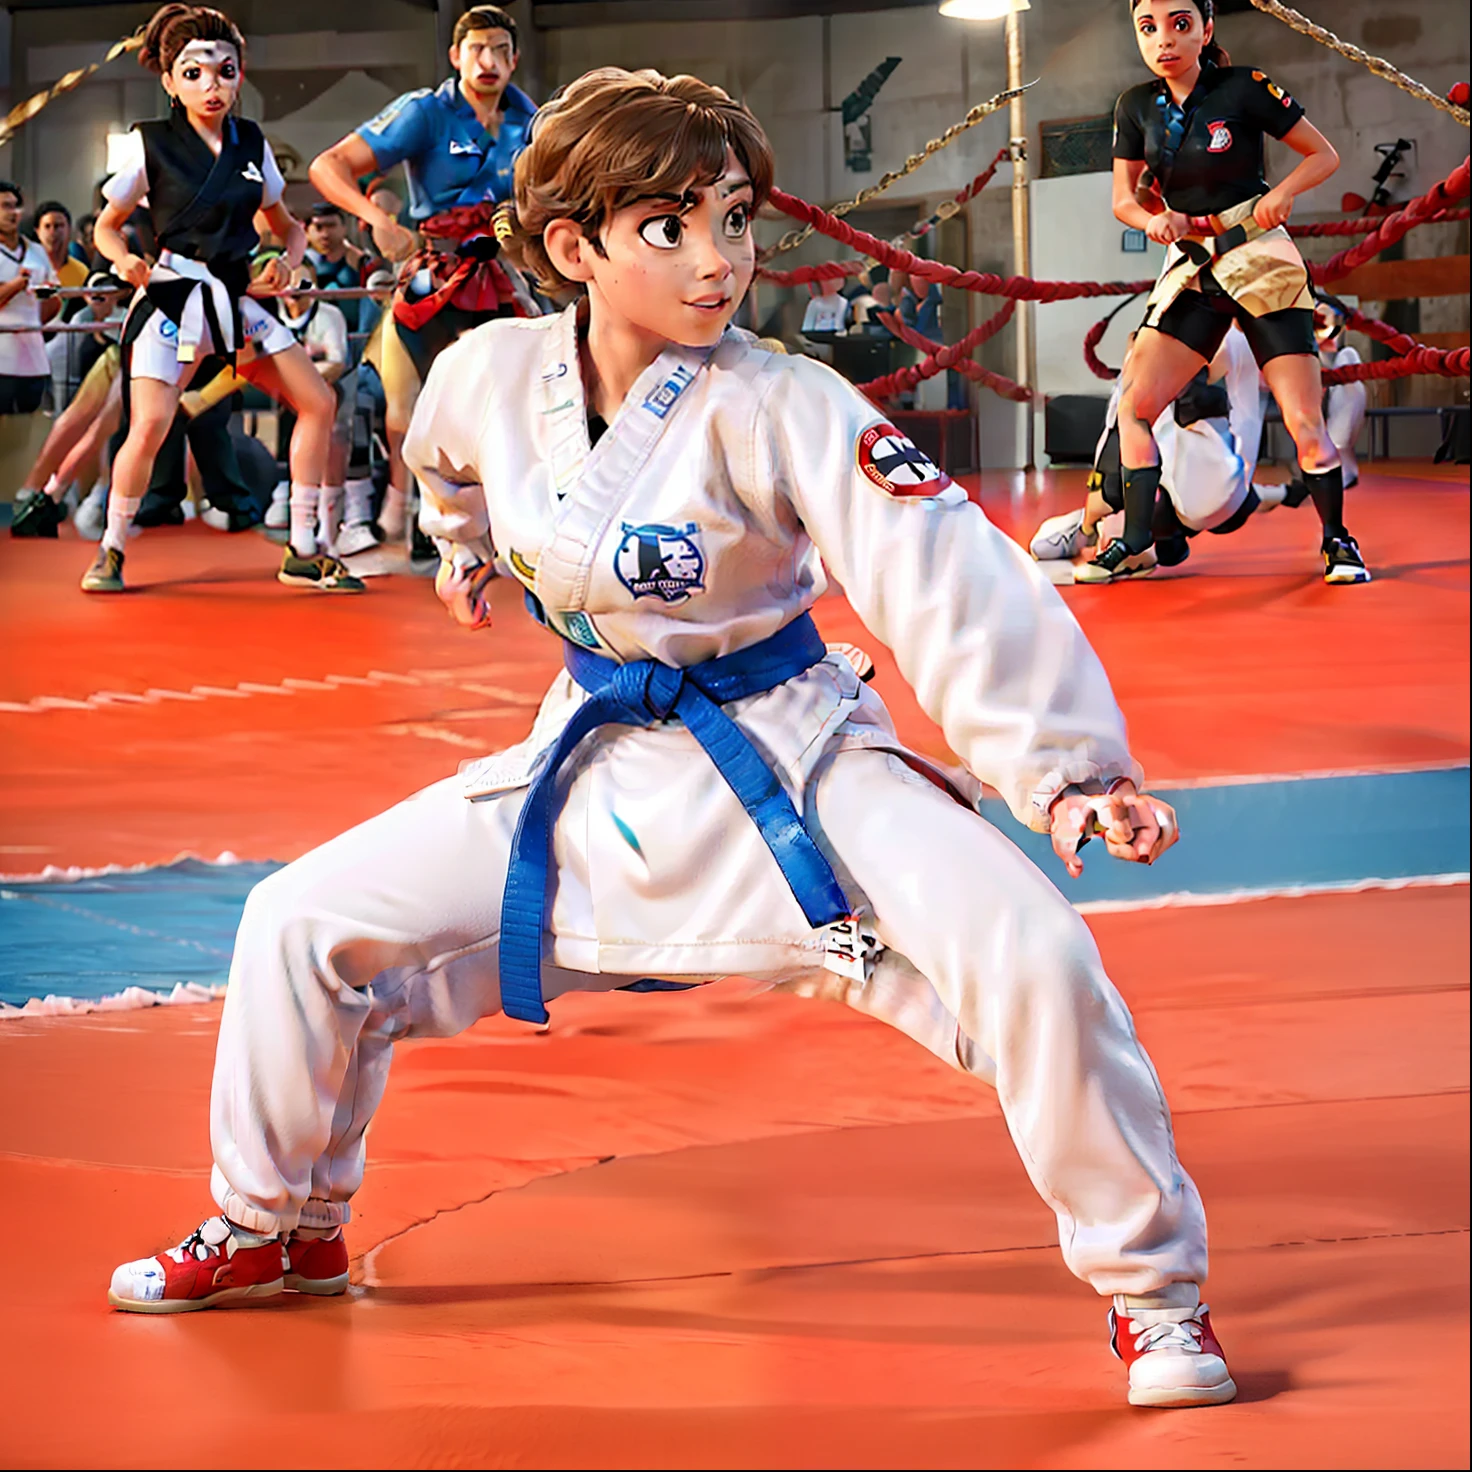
[403,301,1140,979]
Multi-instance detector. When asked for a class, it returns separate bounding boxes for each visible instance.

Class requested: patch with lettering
[641,364,695,420]
[856,423,952,498]
[614,521,706,604]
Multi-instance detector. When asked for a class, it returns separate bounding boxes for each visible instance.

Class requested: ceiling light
[938,0,1030,18]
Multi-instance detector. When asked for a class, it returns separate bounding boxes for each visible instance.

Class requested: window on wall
[1039,115,1115,178]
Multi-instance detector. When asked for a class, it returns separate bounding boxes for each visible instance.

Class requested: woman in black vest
[1102,0,1368,586]
[85,3,361,594]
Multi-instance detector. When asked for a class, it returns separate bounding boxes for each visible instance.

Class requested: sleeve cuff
[1028,759,1144,832]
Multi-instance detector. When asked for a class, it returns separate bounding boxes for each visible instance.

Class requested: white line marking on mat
[1074,872,1470,915]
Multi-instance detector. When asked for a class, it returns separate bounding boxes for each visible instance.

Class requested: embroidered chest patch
[856,423,952,497]
[614,522,707,604]
[1206,121,1233,153]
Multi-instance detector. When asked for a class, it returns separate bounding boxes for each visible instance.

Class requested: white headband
[175,40,240,68]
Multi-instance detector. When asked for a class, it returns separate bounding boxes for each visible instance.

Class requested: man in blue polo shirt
[309,5,536,559]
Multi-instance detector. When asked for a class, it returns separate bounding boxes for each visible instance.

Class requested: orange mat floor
[0,463,1467,1468]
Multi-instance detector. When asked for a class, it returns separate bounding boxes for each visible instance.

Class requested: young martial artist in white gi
[109,67,1237,1410]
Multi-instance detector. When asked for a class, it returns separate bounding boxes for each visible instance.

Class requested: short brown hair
[453,6,517,51]
[138,4,246,76]
[503,68,774,295]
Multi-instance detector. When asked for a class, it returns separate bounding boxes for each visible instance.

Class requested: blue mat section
[0,859,280,1006]
[1,769,1466,1008]
[981,765,1470,906]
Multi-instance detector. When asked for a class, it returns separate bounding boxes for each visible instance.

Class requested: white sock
[1114,1283,1200,1325]
[43,472,62,502]
[344,476,374,527]
[318,484,344,555]
[379,482,407,537]
[82,479,106,510]
[225,1219,277,1250]
[270,479,289,510]
[289,483,320,558]
[102,492,141,554]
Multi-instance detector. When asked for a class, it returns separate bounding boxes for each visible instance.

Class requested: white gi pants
[210,749,1207,1297]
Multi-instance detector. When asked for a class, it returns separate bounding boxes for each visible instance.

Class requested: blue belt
[497,612,850,1024]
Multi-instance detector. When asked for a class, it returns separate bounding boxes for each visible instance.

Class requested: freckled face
[1132,1,1210,80]
[586,148,757,349]
[164,40,242,123]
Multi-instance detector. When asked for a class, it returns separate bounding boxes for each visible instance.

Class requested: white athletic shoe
[1110,1294,1237,1408]
[264,486,290,531]
[74,485,107,541]
[1030,508,1097,562]
[1252,481,1287,514]
[334,519,382,559]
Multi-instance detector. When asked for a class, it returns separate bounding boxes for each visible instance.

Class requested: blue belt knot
[496,612,850,1024]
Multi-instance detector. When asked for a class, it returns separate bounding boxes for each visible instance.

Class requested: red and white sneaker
[285,1229,350,1295]
[1109,1296,1237,1407]
[108,1217,286,1314]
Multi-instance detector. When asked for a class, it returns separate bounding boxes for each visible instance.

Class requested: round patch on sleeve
[856,423,953,497]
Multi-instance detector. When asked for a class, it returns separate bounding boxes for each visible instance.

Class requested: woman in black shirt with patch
[1103,0,1368,585]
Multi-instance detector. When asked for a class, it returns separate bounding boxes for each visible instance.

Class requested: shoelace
[1129,1307,1209,1355]
[165,1221,222,1265]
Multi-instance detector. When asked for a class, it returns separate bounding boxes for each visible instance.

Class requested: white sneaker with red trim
[1109,1292,1237,1407]
[108,1217,287,1314]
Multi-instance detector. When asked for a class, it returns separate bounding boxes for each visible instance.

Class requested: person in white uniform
[1032,324,1277,580]
[0,178,60,417]
[108,66,1237,1411]
[81,3,361,595]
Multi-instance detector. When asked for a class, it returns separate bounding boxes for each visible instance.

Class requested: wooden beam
[1414,330,1471,351]
[1330,254,1471,301]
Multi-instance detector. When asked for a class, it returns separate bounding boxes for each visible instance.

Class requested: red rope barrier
[859,304,1031,401]
[1289,206,1468,236]
[757,148,1011,287]
[758,258,867,287]
[1313,157,1472,282]
[767,187,1153,300]
[907,147,1010,241]
[1084,314,1120,381]
[1323,346,1470,383]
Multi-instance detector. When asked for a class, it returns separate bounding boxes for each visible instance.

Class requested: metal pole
[1006,5,1035,469]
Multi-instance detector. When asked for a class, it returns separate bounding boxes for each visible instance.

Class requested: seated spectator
[268,259,361,551]
[74,213,100,269]
[0,179,61,418]
[33,201,89,302]
[801,274,851,334]
[46,268,126,409]
[305,202,370,335]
